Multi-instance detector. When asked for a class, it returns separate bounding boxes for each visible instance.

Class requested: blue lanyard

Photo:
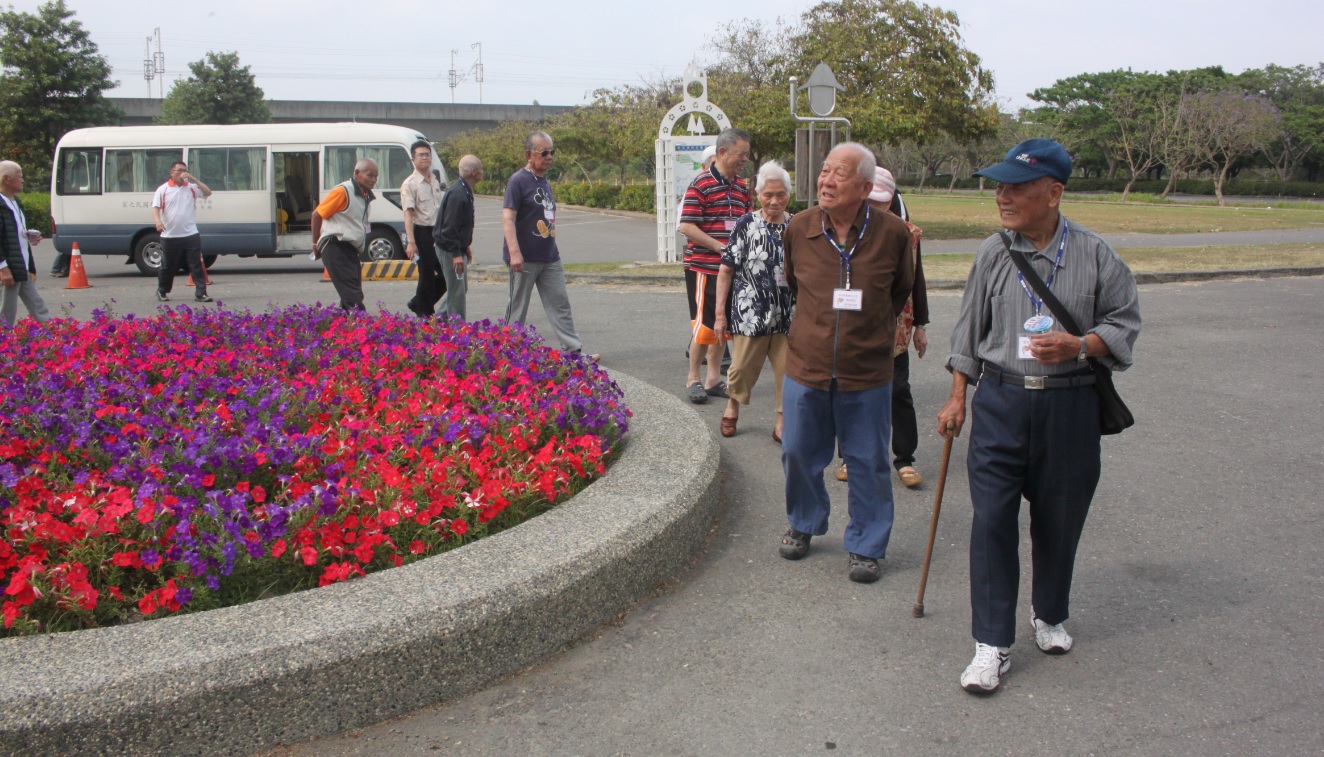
[820,205,870,289]
[1016,221,1068,315]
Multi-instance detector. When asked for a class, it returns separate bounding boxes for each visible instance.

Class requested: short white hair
[830,142,876,183]
[0,161,19,180]
[755,160,791,197]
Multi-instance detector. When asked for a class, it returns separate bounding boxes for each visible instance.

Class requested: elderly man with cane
[938,138,1140,694]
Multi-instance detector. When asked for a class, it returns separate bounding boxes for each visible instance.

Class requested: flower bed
[0,306,629,635]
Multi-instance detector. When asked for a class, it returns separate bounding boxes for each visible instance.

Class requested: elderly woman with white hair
[712,160,794,441]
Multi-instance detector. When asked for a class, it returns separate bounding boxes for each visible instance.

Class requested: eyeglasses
[532,148,556,157]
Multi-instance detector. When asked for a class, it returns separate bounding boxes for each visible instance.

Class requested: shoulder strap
[998,231,1083,337]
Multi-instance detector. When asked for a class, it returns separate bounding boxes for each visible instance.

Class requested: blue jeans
[782,376,895,559]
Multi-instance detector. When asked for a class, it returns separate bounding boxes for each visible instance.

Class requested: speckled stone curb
[0,372,719,757]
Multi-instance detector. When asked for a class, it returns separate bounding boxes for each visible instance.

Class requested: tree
[554,81,673,184]
[706,18,801,167]
[158,52,270,125]
[0,0,117,182]
[1029,71,1136,179]
[1182,90,1281,205]
[792,0,997,147]
[1236,63,1324,181]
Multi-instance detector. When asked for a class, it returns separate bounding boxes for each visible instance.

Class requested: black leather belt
[982,365,1096,390]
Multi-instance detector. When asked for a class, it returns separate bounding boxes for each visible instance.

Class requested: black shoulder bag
[999,232,1135,435]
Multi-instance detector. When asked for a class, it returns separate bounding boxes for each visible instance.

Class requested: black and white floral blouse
[721,210,794,337]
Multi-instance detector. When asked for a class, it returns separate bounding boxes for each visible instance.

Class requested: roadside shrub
[17,192,52,236]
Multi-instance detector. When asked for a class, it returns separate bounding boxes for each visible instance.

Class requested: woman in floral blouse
[713,161,794,441]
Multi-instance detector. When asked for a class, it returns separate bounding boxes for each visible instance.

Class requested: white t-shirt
[152,180,202,238]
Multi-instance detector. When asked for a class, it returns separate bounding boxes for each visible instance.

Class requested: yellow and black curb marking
[360,261,418,281]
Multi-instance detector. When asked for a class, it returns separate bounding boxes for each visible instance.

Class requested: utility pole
[471,42,483,104]
[448,49,461,103]
[142,27,165,98]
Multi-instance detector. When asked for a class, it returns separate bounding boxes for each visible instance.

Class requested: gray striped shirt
[946,215,1141,380]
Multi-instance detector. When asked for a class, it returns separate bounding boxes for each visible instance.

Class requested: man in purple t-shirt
[502,130,592,357]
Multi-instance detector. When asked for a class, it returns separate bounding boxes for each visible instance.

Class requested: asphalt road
[94,269,1305,756]
[28,222,1324,757]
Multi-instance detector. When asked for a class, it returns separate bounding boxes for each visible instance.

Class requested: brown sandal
[720,415,738,438]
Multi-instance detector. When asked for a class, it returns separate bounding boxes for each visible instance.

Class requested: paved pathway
[246,274,1323,756]
[46,222,1324,756]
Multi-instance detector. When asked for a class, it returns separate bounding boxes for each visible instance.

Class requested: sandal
[898,466,923,488]
[834,462,848,482]
[720,415,738,438]
[779,528,812,560]
[704,381,729,398]
[687,381,709,404]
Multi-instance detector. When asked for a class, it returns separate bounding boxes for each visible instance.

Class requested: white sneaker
[1031,610,1074,654]
[960,642,1011,693]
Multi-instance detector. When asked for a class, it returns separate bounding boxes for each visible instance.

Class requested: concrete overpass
[108,98,576,143]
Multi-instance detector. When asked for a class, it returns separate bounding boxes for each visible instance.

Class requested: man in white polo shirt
[151,160,213,303]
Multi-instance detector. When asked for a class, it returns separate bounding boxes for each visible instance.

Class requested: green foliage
[793,0,997,146]
[157,51,271,125]
[437,120,540,183]
[0,0,118,185]
[17,192,51,235]
[615,185,656,213]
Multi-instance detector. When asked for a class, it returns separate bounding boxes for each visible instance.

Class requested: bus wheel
[203,254,218,268]
[362,228,402,262]
[133,233,165,276]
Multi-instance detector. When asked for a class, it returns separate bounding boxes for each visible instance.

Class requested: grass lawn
[903,195,1324,239]
[565,243,1324,282]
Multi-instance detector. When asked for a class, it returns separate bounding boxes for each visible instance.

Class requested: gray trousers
[1,279,52,328]
[504,259,582,352]
[437,248,467,319]
[322,239,365,311]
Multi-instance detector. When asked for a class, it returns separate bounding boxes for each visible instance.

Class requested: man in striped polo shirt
[679,128,751,404]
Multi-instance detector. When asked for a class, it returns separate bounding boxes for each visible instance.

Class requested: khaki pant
[727,333,788,410]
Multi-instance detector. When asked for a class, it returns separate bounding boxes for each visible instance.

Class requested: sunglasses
[532,148,556,157]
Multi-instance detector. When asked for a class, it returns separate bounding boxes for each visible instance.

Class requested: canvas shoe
[1031,610,1074,654]
[155,290,169,302]
[195,293,213,303]
[961,642,1011,694]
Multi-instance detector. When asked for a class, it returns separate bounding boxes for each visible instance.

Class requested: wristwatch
[1076,336,1089,363]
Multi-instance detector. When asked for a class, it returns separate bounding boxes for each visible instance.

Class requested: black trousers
[891,350,918,469]
[407,224,446,315]
[322,238,365,311]
[157,233,206,296]
[967,367,1101,647]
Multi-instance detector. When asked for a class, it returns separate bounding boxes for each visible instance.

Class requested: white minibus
[50,122,448,274]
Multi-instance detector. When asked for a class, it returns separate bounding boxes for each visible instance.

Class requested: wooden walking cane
[913,422,956,618]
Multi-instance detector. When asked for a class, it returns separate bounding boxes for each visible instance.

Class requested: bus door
[274,148,319,253]
[186,145,275,255]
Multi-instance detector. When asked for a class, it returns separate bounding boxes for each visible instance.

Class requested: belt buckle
[1023,375,1046,390]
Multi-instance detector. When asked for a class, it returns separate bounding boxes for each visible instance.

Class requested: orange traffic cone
[65,243,92,289]
[187,256,212,286]
[321,266,331,282]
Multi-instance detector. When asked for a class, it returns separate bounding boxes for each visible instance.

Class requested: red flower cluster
[0,306,628,635]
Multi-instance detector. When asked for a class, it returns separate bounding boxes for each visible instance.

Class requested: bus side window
[105,149,183,193]
[56,148,103,196]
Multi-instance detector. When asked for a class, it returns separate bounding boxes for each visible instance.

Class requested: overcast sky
[15,0,1322,111]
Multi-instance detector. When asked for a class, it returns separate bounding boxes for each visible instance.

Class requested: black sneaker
[194,293,212,303]
[49,269,68,277]
[848,553,881,583]
[779,528,812,560]
[155,290,169,302]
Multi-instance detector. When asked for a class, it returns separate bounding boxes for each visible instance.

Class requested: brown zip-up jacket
[783,202,914,392]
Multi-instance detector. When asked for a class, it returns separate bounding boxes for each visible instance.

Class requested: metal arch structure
[655,67,734,263]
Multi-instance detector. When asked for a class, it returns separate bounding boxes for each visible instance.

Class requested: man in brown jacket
[776,143,914,584]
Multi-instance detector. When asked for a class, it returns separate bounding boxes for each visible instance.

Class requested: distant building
[108,98,575,143]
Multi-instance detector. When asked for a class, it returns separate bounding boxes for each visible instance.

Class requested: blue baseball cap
[973,138,1072,185]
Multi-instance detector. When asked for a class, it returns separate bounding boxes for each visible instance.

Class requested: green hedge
[17,192,52,236]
